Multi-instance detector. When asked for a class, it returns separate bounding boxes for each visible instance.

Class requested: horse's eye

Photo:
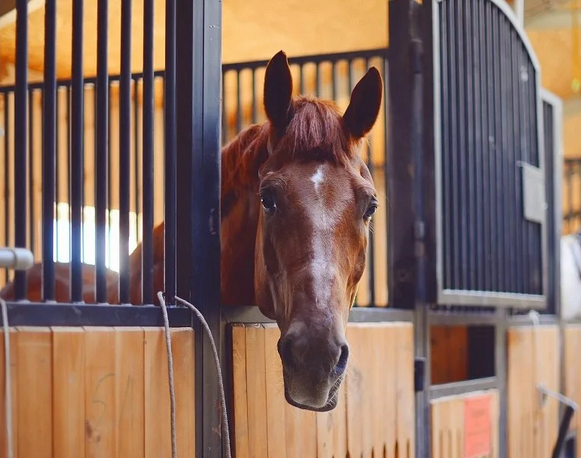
[260,193,277,214]
[363,201,378,220]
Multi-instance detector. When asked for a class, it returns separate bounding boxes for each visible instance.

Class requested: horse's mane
[221,96,354,181]
[281,96,353,165]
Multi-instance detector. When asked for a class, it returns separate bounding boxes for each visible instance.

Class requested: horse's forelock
[277,97,354,165]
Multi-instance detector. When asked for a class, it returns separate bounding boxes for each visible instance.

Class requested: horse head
[252,51,383,411]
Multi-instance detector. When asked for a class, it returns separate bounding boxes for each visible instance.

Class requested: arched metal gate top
[431,0,548,309]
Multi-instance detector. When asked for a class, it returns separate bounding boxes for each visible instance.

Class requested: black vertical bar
[133,80,141,243]
[367,139,376,306]
[449,0,461,290]
[108,84,113,250]
[478,0,490,292]
[95,0,109,302]
[331,61,337,101]
[383,56,390,306]
[67,87,71,206]
[348,59,357,307]
[315,63,320,97]
[13,0,29,300]
[388,0,416,310]
[485,1,496,292]
[70,0,84,302]
[365,58,376,306]
[507,26,518,294]
[42,0,57,301]
[251,69,257,124]
[465,0,476,292]
[55,88,60,260]
[236,70,242,134]
[299,64,305,94]
[441,0,452,290]
[176,0,223,454]
[4,94,11,281]
[142,0,155,305]
[119,0,132,304]
[28,90,34,257]
[164,0,177,305]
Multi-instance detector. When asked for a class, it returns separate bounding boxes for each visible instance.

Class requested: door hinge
[414,357,426,392]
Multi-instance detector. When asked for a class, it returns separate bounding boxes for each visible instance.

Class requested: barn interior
[0,0,580,455]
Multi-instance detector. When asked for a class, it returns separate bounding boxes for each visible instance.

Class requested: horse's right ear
[264,50,293,131]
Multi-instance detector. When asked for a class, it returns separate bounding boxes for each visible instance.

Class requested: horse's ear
[342,67,383,139]
[264,50,293,131]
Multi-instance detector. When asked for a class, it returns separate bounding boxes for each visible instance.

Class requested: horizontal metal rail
[429,376,499,400]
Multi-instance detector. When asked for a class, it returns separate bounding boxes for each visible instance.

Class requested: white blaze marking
[310,165,325,194]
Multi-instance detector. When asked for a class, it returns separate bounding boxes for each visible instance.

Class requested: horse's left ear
[264,50,293,132]
[342,67,383,139]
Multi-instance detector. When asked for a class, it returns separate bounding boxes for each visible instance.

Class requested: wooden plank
[0,328,18,458]
[84,326,117,458]
[143,327,172,458]
[381,324,397,458]
[16,327,52,458]
[564,324,581,458]
[114,327,145,458]
[317,382,347,458]
[396,323,415,458]
[52,327,86,458]
[263,324,287,458]
[508,326,561,458]
[245,325,268,458]
[170,327,195,457]
[299,409,317,457]
[345,324,364,457]
[231,324,249,458]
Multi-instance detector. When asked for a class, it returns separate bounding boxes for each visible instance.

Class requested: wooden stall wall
[0,326,195,457]
[431,390,500,458]
[507,325,560,458]
[564,324,581,458]
[231,322,415,458]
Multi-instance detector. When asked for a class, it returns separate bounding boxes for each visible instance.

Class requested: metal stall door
[432,0,548,311]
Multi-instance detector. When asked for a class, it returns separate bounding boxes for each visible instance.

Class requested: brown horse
[0,50,383,412]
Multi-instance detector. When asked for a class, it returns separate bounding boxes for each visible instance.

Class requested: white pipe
[514,0,525,27]
[0,248,34,270]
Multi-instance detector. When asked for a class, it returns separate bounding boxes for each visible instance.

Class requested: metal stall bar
[42,0,57,301]
[95,0,109,302]
[70,0,85,302]
[142,0,155,305]
[175,0,223,454]
[13,0,29,300]
[28,90,34,257]
[3,94,10,282]
[192,0,223,452]
[164,0,177,305]
[118,0,132,304]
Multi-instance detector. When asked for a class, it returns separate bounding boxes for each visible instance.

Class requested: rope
[0,298,13,458]
[158,292,178,458]
[157,292,232,458]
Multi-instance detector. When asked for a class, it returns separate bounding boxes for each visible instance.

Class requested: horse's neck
[220,124,269,306]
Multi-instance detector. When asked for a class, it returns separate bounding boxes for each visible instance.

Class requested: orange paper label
[464,395,492,458]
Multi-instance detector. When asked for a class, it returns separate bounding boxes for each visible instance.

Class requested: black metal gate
[433,0,547,309]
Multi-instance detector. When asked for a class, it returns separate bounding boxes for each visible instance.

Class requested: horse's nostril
[278,337,297,372]
[334,344,349,375]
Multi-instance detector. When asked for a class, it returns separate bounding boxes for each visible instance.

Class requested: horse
[0,50,383,412]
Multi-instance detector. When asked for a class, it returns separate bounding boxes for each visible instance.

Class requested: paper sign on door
[464,394,492,458]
